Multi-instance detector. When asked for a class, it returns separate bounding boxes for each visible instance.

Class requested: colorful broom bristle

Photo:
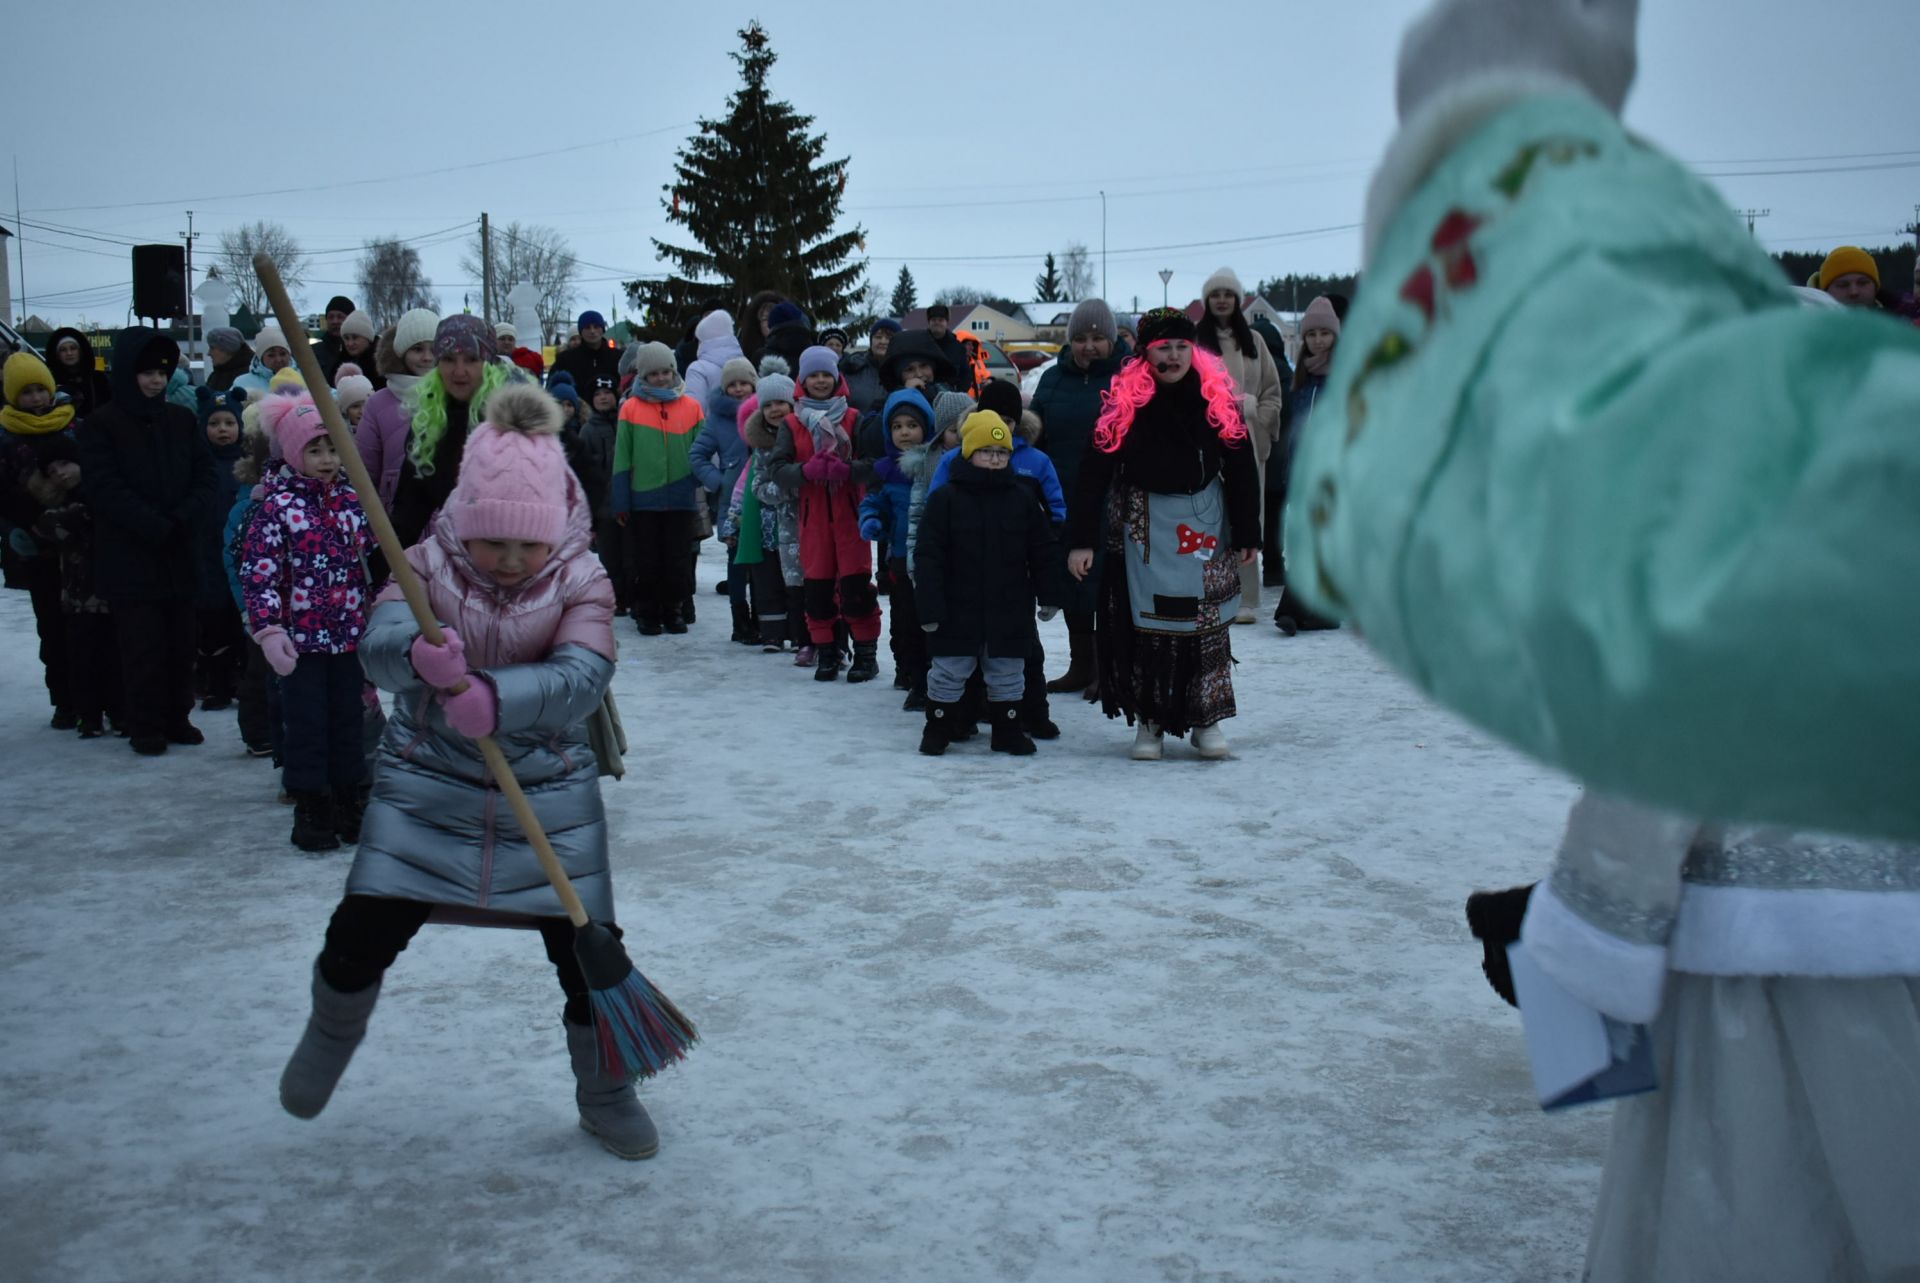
[590,968,698,1081]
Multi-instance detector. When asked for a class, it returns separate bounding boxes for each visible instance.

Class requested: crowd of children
[2,295,1226,848]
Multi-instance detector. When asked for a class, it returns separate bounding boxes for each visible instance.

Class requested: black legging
[319,894,607,1027]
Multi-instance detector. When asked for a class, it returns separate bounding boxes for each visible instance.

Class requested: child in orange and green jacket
[611,342,704,635]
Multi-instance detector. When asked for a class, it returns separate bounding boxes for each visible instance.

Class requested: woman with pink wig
[1065,307,1261,761]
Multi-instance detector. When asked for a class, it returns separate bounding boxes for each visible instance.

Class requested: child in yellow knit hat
[912,411,1064,757]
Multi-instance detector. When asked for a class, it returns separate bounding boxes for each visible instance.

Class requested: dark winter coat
[388,395,472,553]
[46,327,111,417]
[927,330,973,394]
[76,328,221,602]
[839,348,887,414]
[738,290,783,364]
[915,456,1063,658]
[760,319,814,375]
[0,421,81,587]
[1030,344,1127,517]
[574,407,617,524]
[1065,364,1261,554]
[312,332,348,386]
[1030,344,1127,612]
[195,435,246,608]
[206,342,255,392]
[551,339,622,400]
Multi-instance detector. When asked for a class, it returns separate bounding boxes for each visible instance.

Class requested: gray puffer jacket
[348,475,618,921]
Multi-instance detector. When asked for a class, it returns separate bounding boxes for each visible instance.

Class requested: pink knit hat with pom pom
[333,362,374,412]
[448,383,570,546]
[259,387,329,464]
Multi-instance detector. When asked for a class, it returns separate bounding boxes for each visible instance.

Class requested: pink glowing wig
[1092,345,1248,453]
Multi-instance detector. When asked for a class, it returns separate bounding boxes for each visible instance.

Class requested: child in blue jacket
[859,389,934,709]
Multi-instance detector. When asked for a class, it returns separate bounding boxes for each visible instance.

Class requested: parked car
[1019,357,1057,406]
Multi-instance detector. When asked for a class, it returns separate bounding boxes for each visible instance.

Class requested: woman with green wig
[388,315,517,552]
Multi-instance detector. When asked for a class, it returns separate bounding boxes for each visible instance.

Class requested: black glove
[1465,883,1535,1007]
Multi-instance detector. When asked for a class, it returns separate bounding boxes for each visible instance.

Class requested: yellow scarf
[0,403,76,436]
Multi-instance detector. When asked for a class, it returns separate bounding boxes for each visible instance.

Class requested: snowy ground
[0,546,1609,1283]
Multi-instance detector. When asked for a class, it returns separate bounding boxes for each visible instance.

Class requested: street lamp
[1157,269,1173,308]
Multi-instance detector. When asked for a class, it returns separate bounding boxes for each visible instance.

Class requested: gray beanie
[931,390,975,439]
[625,340,676,381]
[756,369,796,405]
[1067,299,1117,343]
[1200,267,1245,303]
[206,326,245,355]
[720,356,758,388]
[394,308,441,354]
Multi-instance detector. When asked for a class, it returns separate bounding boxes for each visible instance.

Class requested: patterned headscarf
[433,314,497,362]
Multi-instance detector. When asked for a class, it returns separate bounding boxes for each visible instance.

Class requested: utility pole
[179,210,200,357]
[12,156,25,323]
[1099,190,1107,300]
[1908,204,1920,253]
[1738,208,1770,238]
[480,211,494,324]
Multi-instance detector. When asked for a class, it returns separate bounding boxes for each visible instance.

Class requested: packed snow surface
[0,548,1607,1282]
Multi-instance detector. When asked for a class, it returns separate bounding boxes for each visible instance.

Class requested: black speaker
[132,244,187,319]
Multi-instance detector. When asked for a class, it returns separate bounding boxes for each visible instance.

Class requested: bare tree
[1061,241,1095,300]
[459,221,579,339]
[216,221,308,317]
[355,239,437,327]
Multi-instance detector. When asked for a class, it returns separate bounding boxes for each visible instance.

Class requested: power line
[33,123,700,215]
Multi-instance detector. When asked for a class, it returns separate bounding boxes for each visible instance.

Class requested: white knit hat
[341,309,376,341]
[393,308,441,355]
[1201,267,1245,302]
[253,324,291,357]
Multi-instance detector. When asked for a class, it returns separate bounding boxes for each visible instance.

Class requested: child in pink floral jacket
[242,388,370,852]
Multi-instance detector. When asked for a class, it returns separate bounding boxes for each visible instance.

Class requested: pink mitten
[254,627,300,678]
[438,680,497,738]
[409,627,468,688]
[804,452,851,484]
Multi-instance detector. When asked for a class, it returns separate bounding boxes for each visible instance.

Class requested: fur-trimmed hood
[742,405,784,452]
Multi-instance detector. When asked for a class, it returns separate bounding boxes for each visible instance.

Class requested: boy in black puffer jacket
[78,329,220,756]
[913,412,1065,756]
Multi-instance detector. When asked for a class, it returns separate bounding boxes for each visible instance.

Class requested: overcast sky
[9,0,1916,329]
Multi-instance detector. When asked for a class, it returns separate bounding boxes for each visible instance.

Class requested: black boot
[664,608,689,635]
[919,701,956,756]
[988,701,1036,755]
[1023,689,1061,740]
[901,675,927,712]
[1045,621,1094,694]
[845,641,879,683]
[814,645,842,682]
[332,784,367,845]
[636,614,664,637]
[291,791,342,852]
[681,596,696,625]
[730,598,756,645]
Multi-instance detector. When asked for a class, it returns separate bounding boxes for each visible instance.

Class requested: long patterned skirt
[1094,479,1239,738]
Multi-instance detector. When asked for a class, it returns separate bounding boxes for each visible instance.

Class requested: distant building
[1013,301,1089,342]
[901,303,1036,343]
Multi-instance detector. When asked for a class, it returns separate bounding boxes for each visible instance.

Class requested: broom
[254,253,696,1079]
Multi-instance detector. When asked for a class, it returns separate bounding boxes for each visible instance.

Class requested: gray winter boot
[565,1020,659,1160]
[280,962,381,1119]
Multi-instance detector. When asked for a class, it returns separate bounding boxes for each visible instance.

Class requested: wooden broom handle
[254,253,590,927]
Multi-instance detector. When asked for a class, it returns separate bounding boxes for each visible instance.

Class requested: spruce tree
[890,266,918,317]
[1033,253,1064,303]
[642,22,866,324]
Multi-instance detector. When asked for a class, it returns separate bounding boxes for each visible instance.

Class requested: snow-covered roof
[1014,301,1086,328]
